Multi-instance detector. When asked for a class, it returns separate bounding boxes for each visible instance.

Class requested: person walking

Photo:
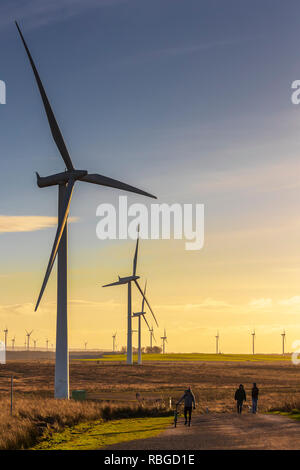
[177,387,196,426]
[251,383,259,414]
[234,384,246,414]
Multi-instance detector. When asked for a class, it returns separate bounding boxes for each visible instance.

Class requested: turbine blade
[134,279,158,327]
[133,226,140,276]
[152,332,156,343]
[102,280,124,287]
[15,22,74,171]
[81,174,157,199]
[141,280,147,311]
[35,179,75,311]
[142,313,150,330]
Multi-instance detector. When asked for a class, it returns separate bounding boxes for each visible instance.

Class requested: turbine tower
[33,339,37,350]
[112,332,117,353]
[3,328,8,350]
[281,330,286,355]
[16,23,156,399]
[46,338,49,351]
[103,228,158,365]
[251,330,256,355]
[11,337,15,350]
[26,330,33,350]
[133,281,150,365]
[84,342,87,350]
[149,326,156,350]
[215,331,219,354]
[161,329,167,354]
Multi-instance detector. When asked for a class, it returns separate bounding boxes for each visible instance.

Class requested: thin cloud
[248,298,272,309]
[0,215,78,233]
[0,0,127,29]
[278,296,300,306]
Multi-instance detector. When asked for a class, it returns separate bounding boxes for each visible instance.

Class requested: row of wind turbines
[215,330,287,355]
[2,328,53,350]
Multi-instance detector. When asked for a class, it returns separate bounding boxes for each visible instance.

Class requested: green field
[81,353,291,363]
[31,416,172,450]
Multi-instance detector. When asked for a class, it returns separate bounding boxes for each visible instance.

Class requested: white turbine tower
[112,332,117,353]
[133,281,150,365]
[149,326,156,350]
[16,23,156,398]
[215,331,219,354]
[161,329,167,354]
[26,330,33,351]
[281,330,286,355]
[103,228,158,365]
[3,328,8,350]
[251,330,256,355]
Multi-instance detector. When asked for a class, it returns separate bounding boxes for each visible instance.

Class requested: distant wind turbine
[281,330,286,355]
[112,332,117,353]
[215,331,219,354]
[133,281,150,365]
[16,23,156,399]
[103,228,158,365]
[11,337,15,349]
[26,330,33,350]
[84,342,87,350]
[33,339,37,350]
[149,326,156,350]
[161,329,168,354]
[3,328,8,350]
[46,338,49,351]
[251,330,256,355]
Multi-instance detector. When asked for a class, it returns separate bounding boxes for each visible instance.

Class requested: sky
[1,0,300,353]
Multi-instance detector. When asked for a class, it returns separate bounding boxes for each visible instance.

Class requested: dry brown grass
[0,358,300,448]
[0,397,170,450]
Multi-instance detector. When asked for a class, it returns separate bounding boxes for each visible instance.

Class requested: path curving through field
[105,413,300,450]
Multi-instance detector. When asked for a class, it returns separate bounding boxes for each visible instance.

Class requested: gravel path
[105,413,300,450]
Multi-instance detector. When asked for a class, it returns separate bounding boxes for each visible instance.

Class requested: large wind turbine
[103,230,158,365]
[161,329,167,354]
[16,23,156,399]
[133,281,150,365]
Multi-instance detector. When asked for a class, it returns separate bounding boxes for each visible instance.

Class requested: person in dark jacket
[177,387,196,426]
[234,384,246,414]
[251,383,259,414]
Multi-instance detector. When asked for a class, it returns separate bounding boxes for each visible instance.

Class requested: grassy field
[82,353,291,362]
[0,357,299,449]
[32,416,172,450]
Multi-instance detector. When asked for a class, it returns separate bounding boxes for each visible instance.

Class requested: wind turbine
[161,329,167,354]
[11,337,15,350]
[84,342,88,350]
[251,330,255,355]
[149,326,156,350]
[133,281,150,365]
[26,330,33,350]
[215,331,219,354]
[112,332,117,353]
[16,23,156,399]
[103,228,158,365]
[33,339,37,350]
[281,330,286,355]
[3,328,8,350]
[46,338,49,351]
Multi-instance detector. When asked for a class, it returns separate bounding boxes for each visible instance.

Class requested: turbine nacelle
[36,170,88,187]
[133,311,146,317]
